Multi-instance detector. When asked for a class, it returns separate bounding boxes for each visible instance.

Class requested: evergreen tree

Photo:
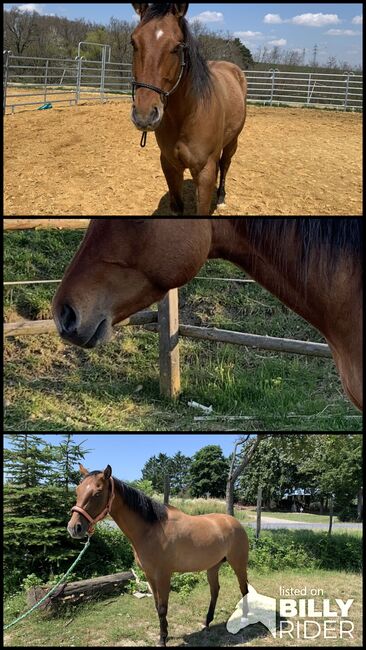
[4,434,89,594]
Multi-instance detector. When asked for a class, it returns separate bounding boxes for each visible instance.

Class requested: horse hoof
[217,202,227,211]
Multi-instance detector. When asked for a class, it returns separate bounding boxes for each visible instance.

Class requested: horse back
[209,60,247,102]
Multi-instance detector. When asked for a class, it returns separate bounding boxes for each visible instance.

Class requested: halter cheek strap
[71,476,115,535]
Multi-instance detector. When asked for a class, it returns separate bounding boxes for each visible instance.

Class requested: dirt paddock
[4,97,362,215]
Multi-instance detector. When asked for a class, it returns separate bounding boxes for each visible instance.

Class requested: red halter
[71,476,115,535]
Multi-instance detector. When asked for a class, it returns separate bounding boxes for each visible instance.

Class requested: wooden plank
[4,310,159,338]
[178,325,332,358]
[158,290,181,399]
[4,219,90,231]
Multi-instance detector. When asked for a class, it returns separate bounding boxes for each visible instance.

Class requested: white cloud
[17,3,43,13]
[189,11,223,23]
[234,31,263,40]
[290,13,340,27]
[269,38,287,46]
[264,14,283,25]
[352,16,362,25]
[326,29,360,36]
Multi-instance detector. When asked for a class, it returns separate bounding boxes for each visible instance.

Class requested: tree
[300,435,362,524]
[141,453,172,493]
[169,451,192,495]
[226,435,267,515]
[4,8,39,55]
[189,445,229,498]
[47,434,90,491]
[4,434,53,487]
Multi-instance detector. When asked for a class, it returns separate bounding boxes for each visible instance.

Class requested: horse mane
[239,218,362,285]
[141,3,212,101]
[114,478,168,523]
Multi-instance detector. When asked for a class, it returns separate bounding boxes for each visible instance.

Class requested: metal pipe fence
[3,51,363,114]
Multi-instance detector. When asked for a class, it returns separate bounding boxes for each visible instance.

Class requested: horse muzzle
[131,104,163,131]
[53,302,111,348]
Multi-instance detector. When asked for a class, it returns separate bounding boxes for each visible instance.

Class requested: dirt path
[4,100,362,216]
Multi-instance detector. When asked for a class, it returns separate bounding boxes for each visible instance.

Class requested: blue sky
[4,434,240,481]
[4,3,363,66]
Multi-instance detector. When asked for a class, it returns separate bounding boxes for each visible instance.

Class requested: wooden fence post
[256,486,263,540]
[158,289,181,399]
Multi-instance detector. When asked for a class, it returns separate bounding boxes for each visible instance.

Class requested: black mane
[241,218,362,282]
[115,478,168,523]
[141,3,212,101]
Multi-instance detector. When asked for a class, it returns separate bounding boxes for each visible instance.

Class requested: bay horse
[53,218,363,411]
[68,464,249,646]
[130,3,247,215]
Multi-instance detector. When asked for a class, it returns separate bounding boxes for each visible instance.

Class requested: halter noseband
[71,476,115,536]
[131,43,188,147]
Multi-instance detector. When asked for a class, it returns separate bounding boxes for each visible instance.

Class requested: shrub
[247,528,362,573]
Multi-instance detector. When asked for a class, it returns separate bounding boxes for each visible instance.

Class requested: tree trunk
[328,496,334,536]
[226,480,235,517]
[357,487,363,521]
[226,434,267,516]
[164,474,170,505]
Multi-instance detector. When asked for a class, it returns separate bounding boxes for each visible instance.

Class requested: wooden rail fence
[4,218,332,399]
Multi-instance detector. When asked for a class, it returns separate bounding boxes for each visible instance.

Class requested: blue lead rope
[4,537,91,631]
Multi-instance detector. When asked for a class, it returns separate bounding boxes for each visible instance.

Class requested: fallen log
[27,571,135,610]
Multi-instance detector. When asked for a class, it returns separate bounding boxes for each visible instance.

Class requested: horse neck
[210,220,335,339]
[109,490,149,548]
[164,71,198,123]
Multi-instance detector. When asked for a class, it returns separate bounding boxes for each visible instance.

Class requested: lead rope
[4,536,91,631]
[140,131,147,148]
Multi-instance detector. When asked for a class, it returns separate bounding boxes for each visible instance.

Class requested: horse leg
[217,137,238,207]
[205,562,222,628]
[160,154,184,215]
[193,158,217,215]
[145,574,158,609]
[155,574,171,647]
[227,552,249,618]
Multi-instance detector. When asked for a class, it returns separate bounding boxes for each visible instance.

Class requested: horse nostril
[76,523,82,535]
[152,106,160,121]
[60,303,78,336]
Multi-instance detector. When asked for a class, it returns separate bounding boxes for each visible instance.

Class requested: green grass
[4,229,362,431]
[4,567,362,647]
[246,511,342,524]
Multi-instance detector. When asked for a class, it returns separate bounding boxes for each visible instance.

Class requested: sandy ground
[4,98,362,216]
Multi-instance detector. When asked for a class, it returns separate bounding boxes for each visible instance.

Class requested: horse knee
[158,604,168,618]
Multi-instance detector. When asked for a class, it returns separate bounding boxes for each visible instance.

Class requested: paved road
[104,518,361,532]
[246,520,362,531]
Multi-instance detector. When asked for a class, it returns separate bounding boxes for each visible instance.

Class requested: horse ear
[79,463,89,476]
[104,465,112,480]
[171,3,189,18]
[132,3,149,19]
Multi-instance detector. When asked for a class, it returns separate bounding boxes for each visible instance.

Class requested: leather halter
[71,476,115,535]
[131,43,188,147]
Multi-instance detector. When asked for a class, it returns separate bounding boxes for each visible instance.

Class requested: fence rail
[3,51,363,114]
[4,219,333,398]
